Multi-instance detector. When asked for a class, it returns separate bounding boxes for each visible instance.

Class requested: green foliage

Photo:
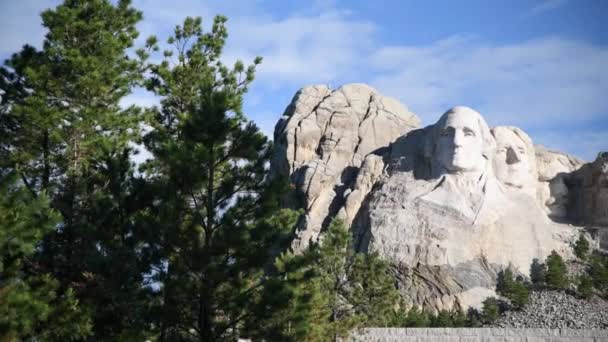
[0,0,160,339]
[495,266,529,309]
[545,250,569,290]
[402,307,432,327]
[465,308,483,327]
[510,282,530,309]
[481,297,499,323]
[254,219,401,341]
[574,233,590,260]
[496,267,515,297]
[577,275,593,299]
[589,255,608,297]
[530,258,546,287]
[140,13,291,341]
[0,174,91,340]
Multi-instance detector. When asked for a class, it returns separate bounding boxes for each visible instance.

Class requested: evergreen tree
[510,282,530,309]
[589,255,608,297]
[530,258,546,288]
[481,297,499,323]
[0,174,91,340]
[0,0,153,338]
[141,15,295,341]
[431,309,453,327]
[402,307,431,327]
[577,275,593,299]
[496,267,515,297]
[496,266,529,309]
[465,308,482,327]
[574,233,590,260]
[255,219,401,341]
[451,309,468,327]
[545,250,568,290]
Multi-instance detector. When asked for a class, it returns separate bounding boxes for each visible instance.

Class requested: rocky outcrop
[271,84,420,251]
[352,108,577,311]
[535,145,585,221]
[569,152,608,227]
[271,83,605,312]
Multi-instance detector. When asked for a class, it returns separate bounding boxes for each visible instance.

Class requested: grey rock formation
[271,83,420,251]
[271,84,605,313]
[353,107,576,311]
[535,145,585,221]
[569,152,608,227]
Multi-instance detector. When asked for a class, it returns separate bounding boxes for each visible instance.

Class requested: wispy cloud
[368,36,608,127]
[529,0,568,15]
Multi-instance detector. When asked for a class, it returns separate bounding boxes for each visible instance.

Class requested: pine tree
[431,310,453,327]
[465,308,482,327]
[481,297,499,323]
[496,267,515,297]
[510,282,530,309]
[545,250,568,290]
[530,258,546,288]
[141,15,295,341]
[574,233,590,260]
[577,275,593,299]
[254,219,401,341]
[0,0,153,338]
[0,174,91,340]
[403,307,432,327]
[589,255,608,297]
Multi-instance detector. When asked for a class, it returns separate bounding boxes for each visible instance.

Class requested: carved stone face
[492,127,533,188]
[436,109,485,173]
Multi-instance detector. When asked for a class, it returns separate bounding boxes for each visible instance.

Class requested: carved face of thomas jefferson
[491,126,535,188]
[435,107,487,173]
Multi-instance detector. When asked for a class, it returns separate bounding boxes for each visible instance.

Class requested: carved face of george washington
[435,107,489,174]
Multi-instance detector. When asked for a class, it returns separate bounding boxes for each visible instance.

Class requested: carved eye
[498,147,507,153]
[463,128,476,137]
[440,128,453,137]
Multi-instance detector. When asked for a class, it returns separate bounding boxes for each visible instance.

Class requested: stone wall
[348,328,608,341]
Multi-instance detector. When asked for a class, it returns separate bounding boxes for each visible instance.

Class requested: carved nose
[506,147,520,164]
[453,131,464,147]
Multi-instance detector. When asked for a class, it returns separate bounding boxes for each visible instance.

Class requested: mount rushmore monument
[270,83,608,311]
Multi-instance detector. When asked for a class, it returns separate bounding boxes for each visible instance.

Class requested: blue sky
[1,0,607,160]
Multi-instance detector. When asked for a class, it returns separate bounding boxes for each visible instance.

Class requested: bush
[545,250,568,290]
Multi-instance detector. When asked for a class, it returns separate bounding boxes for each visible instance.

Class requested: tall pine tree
[142,15,291,341]
[1,0,153,338]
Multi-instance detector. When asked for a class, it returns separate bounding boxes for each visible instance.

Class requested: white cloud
[223,11,375,86]
[530,0,568,15]
[368,36,608,128]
